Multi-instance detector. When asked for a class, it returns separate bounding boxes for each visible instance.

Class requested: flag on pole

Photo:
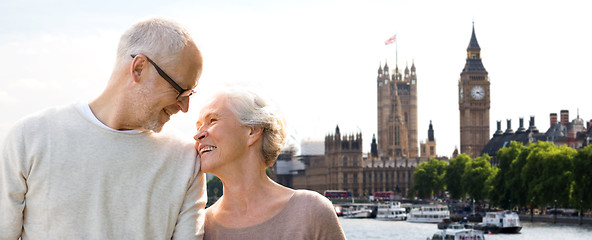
[384,34,396,45]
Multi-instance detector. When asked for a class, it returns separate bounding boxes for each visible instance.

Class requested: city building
[272,25,492,199]
[377,61,418,159]
[482,110,592,165]
[459,23,490,158]
[273,60,431,198]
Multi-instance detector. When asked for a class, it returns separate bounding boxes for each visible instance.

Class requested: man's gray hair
[116,17,194,68]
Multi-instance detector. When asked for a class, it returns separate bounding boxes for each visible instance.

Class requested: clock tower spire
[458,23,490,158]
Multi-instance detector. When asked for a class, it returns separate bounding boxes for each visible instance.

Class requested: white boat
[375,202,407,221]
[406,204,450,223]
[333,204,344,216]
[481,211,522,233]
[343,205,373,218]
[430,228,485,240]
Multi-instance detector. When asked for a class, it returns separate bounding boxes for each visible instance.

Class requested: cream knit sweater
[0,104,206,239]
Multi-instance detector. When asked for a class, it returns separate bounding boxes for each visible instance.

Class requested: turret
[516,118,526,133]
[494,121,503,136]
[528,116,539,133]
[467,22,481,59]
[504,119,514,135]
[404,64,410,80]
[371,134,378,157]
[428,120,435,142]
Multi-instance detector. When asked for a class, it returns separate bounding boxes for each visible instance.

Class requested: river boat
[430,228,485,240]
[465,211,521,234]
[375,201,407,221]
[343,205,373,218]
[333,204,343,216]
[407,204,450,223]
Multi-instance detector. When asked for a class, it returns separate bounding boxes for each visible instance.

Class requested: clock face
[460,87,463,101]
[471,86,485,100]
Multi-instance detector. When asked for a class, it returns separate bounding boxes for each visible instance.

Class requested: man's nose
[178,97,189,113]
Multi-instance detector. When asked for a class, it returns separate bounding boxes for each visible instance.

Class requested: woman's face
[194,97,251,173]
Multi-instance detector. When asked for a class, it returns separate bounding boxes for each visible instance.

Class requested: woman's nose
[194,129,207,141]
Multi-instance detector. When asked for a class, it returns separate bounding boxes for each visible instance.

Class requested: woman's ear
[247,126,263,146]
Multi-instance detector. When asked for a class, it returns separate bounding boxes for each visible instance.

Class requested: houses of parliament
[273,25,490,198]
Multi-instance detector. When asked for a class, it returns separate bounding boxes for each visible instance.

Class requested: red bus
[373,191,395,201]
[323,190,351,199]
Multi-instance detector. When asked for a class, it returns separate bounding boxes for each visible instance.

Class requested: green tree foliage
[489,141,524,209]
[207,175,223,206]
[412,158,448,199]
[507,143,532,209]
[571,145,592,210]
[484,166,499,203]
[410,140,589,212]
[445,153,471,199]
[522,142,576,209]
[462,154,494,203]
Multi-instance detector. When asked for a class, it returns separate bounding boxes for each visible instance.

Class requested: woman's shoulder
[293,189,325,200]
[291,190,344,238]
[292,190,334,209]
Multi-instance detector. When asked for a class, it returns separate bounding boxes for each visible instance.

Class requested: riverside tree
[207,175,223,206]
[412,158,448,199]
[489,141,524,209]
[445,153,470,200]
[462,154,495,204]
[522,142,576,210]
[572,145,592,211]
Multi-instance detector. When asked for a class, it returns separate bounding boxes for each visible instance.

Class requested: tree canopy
[445,153,470,199]
[410,141,592,212]
[412,158,448,199]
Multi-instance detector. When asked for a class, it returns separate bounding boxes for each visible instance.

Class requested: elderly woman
[194,88,346,239]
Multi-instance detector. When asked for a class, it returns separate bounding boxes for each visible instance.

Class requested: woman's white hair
[116,17,193,68]
[210,87,287,167]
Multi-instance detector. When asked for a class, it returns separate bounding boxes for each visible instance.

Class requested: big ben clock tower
[459,23,490,158]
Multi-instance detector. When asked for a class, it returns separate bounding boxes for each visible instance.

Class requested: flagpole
[384,34,397,76]
[396,36,398,70]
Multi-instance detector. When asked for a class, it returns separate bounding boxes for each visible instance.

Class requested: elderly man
[0,18,206,239]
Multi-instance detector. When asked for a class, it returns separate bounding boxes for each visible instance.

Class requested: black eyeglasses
[131,54,195,101]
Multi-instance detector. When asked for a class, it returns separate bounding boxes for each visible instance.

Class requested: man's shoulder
[18,104,76,124]
[148,130,198,168]
[10,104,77,132]
[151,129,195,148]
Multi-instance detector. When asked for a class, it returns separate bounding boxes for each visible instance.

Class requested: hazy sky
[1,0,590,157]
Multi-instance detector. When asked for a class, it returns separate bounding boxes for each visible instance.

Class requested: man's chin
[143,120,165,133]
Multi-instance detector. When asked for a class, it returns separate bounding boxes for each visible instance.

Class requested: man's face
[134,43,203,132]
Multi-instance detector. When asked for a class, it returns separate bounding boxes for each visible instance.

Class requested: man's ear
[247,126,263,146]
[131,55,147,83]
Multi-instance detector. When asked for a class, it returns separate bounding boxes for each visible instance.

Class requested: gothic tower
[406,62,418,157]
[377,62,418,159]
[459,23,490,158]
[420,120,437,159]
[324,126,363,196]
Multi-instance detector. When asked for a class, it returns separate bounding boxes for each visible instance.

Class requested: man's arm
[172,160,207,240]
[0,122,27,240]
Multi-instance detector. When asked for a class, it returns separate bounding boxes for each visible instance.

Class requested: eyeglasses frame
[130,54,195,101]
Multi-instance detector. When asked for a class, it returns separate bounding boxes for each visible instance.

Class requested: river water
[339,218,592,240]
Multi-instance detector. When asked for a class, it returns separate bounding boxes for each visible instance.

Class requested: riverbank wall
[519,214,592,225]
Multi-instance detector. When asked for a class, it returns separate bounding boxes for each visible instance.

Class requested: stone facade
[459,24,491,158]
[482,110,592,165]
[276,59,438,198]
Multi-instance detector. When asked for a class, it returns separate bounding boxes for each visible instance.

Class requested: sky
[1,0,591,158]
